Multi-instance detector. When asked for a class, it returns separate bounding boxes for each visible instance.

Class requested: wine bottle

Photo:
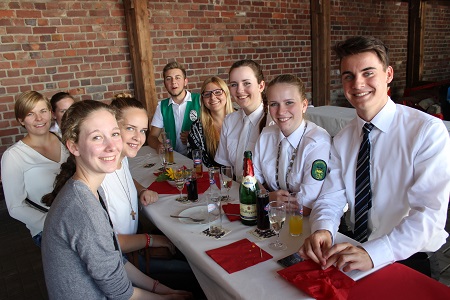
[239,151,259,226]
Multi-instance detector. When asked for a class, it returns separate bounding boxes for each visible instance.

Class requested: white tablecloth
[306,105,450,137]
[129,146,387,300]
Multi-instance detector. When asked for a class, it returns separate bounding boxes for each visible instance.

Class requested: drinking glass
[208,195,224,236]
[220,166,233,202]
[288,193,303,237]
[268,201,287,250]
[158,147,168,171]
[174,168,187,201]
[192,149,203,178]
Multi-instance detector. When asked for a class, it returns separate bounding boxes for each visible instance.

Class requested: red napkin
[222,203,240,221]
[148,172,210,195]
[277,259,355,300]
[206,238,272,274]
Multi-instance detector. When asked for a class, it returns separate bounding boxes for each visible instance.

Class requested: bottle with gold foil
[239,151,259,226]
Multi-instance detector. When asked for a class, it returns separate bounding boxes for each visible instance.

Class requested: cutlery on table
[170,215,205,222]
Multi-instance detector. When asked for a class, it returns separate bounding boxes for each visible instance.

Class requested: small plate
[178,206,215,224]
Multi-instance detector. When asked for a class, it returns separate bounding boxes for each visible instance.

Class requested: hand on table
[139,189,159,206]
[323,242,374,272]
[269,190,290,202]
[298,229,333,266]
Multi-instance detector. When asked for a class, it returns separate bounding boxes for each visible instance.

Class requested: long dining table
[129,146,450,299]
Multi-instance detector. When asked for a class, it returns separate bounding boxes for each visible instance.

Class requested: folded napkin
[206,238,272,274]
[222,203,240,221]
[277,259,355,300]
[148,172,210,195]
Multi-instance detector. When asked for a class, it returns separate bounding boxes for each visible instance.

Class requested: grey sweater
[42,179,133,300]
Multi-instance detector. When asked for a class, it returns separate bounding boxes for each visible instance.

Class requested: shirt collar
[240,102,264,126]
[278,120,306,148]
[168,90,192,105]
[356,97,395,135]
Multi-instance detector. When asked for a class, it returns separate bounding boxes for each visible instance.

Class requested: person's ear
[66,140,80,157]
[258,80,265,93]
[18,118,25,126]
[386,66,394,84]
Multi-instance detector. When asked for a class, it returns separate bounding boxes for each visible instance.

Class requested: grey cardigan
[42,179,133,300]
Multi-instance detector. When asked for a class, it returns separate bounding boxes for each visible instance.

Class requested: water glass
[208,195,223,235]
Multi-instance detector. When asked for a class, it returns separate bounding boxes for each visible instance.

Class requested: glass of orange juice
[288,193,303,236]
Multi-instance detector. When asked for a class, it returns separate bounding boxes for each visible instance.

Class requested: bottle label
[240,204,257,220]
[241,175,257,189]
[194,158,201,165]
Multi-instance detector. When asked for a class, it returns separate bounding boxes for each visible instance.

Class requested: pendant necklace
[275,122,308,192]
[115,169,136,220]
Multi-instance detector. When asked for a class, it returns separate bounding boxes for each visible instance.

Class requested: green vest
[160,93,201,149]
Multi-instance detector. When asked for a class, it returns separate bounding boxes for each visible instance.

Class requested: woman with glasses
[187,76,234,168]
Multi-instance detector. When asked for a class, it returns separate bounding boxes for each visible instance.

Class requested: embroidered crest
[311,159,327,181]
[189,110,198,121]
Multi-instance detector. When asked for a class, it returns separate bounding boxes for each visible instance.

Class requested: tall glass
[158,147,168,171]
[208,195,224,236]
[268,201,287,250]
[288,193,303,237]
[192,149,203,178]
[256,190,270,232]
[220,166,233,202]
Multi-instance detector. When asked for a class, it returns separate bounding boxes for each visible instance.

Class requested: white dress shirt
[253,120,331,209]
[311,98,450,268]
[101,157,139,235]
[215,103,265,173]
[151,90,194,155]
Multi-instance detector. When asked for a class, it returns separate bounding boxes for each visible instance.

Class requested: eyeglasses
[201,89,224,98]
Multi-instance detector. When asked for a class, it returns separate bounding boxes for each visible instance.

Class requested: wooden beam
[406,0,425,87]
[310,0,331,107]
[123,0,157,118]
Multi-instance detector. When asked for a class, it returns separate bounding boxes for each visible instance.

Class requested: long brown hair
[200,77,234,159]
[229,59,268,133]
[42,100,118,206]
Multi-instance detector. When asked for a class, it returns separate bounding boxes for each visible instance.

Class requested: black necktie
[354,123,374,243]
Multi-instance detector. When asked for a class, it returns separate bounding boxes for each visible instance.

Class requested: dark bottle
[239,151,259,226]
[186,170,198,201]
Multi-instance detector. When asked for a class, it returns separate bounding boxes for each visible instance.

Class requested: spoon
[170,215,205,222]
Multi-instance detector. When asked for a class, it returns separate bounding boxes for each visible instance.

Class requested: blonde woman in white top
[253,75,331,215]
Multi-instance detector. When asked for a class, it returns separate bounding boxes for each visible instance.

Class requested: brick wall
[0,0,449,160]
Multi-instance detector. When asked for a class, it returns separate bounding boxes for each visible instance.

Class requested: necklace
[115,169,136,220]
[275,122,308,192]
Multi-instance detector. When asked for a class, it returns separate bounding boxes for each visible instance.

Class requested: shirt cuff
[361,236,395,268]
[311,220,337,244]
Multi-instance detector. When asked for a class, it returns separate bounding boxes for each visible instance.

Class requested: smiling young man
[299,36,450,278]
[147,61,201,156]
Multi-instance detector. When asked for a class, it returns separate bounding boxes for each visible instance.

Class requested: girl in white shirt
[215,59,269,180]
[1,91,69,245]
[253,75,331,215]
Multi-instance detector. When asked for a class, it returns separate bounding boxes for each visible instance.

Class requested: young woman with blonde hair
[187,76,234,167]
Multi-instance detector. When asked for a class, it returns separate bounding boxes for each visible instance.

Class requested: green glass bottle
[239,151,259,226]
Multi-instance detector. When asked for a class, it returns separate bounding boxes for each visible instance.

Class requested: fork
[170,215,205,222]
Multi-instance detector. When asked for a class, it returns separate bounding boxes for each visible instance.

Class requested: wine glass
[174,168,187,202]
[268,201,287,250]
[158,147,168,171]
[220,166,233,202]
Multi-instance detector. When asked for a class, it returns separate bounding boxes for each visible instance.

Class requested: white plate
[178,206,214,224]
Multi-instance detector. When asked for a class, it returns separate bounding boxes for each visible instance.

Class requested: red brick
[16,10,42,18]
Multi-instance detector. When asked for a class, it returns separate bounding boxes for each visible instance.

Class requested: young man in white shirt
[299,36,450,278]
[147,61,201,156]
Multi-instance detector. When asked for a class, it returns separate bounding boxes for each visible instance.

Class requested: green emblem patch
[311,159,327,181]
